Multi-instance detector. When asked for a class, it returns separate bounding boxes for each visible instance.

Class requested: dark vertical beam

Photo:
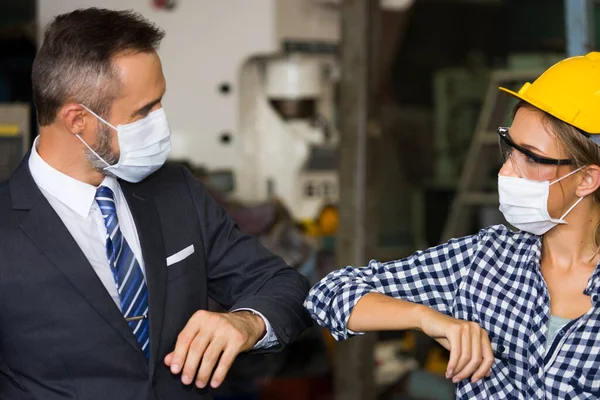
[335,0,379,399]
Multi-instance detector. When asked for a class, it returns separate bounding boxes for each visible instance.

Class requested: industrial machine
[230,50,339,225]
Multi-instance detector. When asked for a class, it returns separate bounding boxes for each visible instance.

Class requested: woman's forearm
[347,292,426,332]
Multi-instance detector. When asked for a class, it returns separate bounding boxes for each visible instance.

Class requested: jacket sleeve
[304,231,484,341]
[0,354,31,399]
[181,167,312,348]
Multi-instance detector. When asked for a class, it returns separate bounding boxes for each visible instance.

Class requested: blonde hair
[514,100,600,249]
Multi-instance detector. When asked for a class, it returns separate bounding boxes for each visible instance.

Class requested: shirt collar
[513,231,542,269]
[587,260,600,295]
[28,136,118,218]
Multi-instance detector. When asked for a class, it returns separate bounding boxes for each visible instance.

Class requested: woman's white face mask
[77,105,172,183]
[498,166,585,235]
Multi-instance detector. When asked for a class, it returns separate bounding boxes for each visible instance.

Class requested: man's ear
[60,103,89,136]
[576,165,600,198]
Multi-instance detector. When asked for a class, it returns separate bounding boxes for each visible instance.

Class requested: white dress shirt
[28,137,277,349]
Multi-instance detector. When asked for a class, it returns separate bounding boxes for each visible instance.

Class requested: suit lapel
[120,182,167,375]
[18,194,145,358]
[11,157,146,360]
[11,156,167,372]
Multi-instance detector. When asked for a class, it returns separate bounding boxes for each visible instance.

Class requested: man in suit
[0,8,312,400]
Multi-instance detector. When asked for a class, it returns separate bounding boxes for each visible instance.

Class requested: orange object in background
[317,205,339,236]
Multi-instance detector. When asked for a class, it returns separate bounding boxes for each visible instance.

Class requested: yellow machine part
[0,124,20,137]
[301,205,339,237]
[317,205,339,236]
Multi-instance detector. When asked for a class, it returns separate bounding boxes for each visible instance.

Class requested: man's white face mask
[77,105,171,183]
[498,166,585,236]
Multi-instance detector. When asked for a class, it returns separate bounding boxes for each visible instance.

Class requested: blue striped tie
[95,186,150,358]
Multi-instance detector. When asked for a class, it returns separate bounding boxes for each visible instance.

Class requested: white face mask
[77,105,171,183]
[498,166,585,235]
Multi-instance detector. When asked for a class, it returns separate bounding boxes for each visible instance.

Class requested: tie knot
[96,185,115,201]
[95,186,116,215]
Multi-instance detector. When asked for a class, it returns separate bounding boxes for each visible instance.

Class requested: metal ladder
[440,69,542,242]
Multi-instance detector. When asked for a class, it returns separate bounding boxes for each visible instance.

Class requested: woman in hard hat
[304,52,600,398]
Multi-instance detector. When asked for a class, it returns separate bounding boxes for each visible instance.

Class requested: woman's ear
[576,165,600,198]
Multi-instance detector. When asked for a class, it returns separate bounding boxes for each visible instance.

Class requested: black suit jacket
[0,157,312,400]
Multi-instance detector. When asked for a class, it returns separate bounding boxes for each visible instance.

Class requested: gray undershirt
[547,315,572,348]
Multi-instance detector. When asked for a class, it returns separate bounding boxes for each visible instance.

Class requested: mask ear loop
[550,165,587,221]
[80,104,117,131]
[550,165,585,185]
[77,104,116,169]
[559,196,584,220]
[75,134,111,168]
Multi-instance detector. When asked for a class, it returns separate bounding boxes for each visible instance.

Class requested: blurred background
[0,0,596,399]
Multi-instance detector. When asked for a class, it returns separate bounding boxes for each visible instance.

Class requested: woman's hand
[418,306,494,383]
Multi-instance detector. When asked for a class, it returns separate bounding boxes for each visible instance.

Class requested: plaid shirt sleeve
[304,232,483,341]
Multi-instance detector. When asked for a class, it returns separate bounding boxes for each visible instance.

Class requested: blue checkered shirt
[305,225,600,399]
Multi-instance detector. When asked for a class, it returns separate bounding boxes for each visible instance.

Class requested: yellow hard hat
[500,52,600,139]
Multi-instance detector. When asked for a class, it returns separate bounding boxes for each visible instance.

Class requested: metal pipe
[565,0,595,56]
[334,0,377,399]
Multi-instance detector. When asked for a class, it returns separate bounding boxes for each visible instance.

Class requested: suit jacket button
[284,326,292,337]
[152,376,157,386]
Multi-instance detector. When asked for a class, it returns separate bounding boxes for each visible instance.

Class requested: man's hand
[418,306,494,384]
[164,310,266,389]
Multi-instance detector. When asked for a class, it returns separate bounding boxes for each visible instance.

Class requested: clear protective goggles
[497,127,574,182]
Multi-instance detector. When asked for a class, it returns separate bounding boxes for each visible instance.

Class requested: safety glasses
[497,127,574,181]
